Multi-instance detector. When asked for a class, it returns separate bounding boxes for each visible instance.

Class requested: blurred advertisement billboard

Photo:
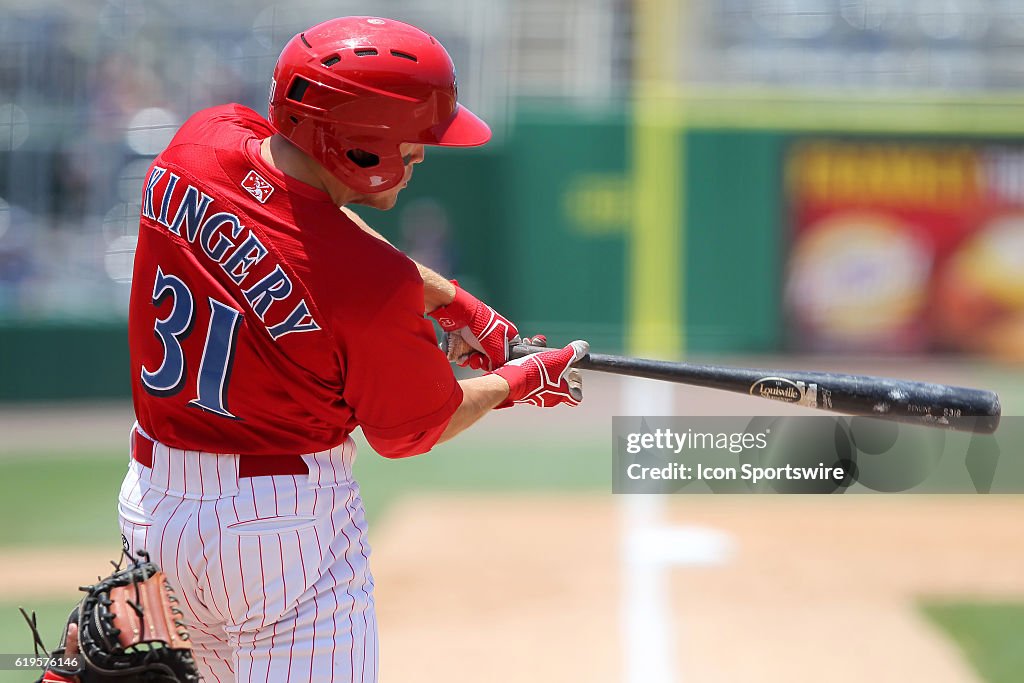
[785,139,1024,360]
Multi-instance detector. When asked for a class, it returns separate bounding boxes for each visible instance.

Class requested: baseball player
[119,15,587,683]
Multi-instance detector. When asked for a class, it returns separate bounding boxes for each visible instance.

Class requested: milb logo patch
[241,169,275,204]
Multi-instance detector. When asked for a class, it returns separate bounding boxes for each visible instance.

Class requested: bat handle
[510,343,553,358]
[511,342,598,370]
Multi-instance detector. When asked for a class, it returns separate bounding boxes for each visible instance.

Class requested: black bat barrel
[509,344,1001,434]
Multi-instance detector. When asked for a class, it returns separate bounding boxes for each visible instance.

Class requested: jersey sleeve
[342,274,462,458]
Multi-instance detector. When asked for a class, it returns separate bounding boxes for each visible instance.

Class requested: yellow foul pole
[629,0,684,358]
[623,5,692,683]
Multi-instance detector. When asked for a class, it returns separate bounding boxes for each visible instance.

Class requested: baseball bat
[509,344,1002,434]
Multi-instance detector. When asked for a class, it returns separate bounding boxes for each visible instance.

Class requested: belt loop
[301,437,357,488]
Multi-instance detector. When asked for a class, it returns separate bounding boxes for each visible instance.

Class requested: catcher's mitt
[21,550,199,683]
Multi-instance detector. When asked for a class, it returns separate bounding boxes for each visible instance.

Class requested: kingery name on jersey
[142,165,320,341]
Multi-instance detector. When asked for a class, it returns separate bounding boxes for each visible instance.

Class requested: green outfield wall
[0,112,791,401]
[0,320,130,400]
[684,129,785,352]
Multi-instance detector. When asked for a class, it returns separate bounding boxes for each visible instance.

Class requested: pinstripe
[248,478,262,678]
[187,624,232,683]
[286,601,298,683]
[212,498,233,622]
[250,477,260,519]
[317,483,340,683]
[178,447,186,494]
[145,487,167,557]
[176,511,205,621]
[256,534,268,628]
[196,449,205,496]
[330,485,360,682]
[184,627,219,679]
[231,494,253,622]
[343,491,371,680]
[294,526,309,602]
[194,500,219,619]
[157,496,185,577]
[277,521,292,617]
[245,627,258,682]
[138,483,155,552]
[326,567,341,683]
[192,651,221,683]
[265,616,276,683]
[286,536,299,681]
[289,519,306,680]
[276,528,289,619]
[311,518,324,680]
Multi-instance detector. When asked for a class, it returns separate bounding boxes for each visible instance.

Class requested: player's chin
[356,187,404,211]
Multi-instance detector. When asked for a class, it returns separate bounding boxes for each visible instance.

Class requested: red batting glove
[492,340,589,408]
[429,283,519,370]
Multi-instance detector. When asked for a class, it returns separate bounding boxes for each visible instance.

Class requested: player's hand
[429,283,519,370]
[492,339,589,408]
[40,621,81,683]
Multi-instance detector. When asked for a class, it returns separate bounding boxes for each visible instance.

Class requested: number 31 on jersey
[141,267,243,419]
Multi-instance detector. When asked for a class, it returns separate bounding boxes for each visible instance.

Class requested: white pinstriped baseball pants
[118,425,378,682]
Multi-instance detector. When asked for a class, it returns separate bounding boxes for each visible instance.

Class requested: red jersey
[128,104,461,457]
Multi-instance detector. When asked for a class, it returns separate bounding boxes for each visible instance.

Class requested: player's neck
[260,135,359,207]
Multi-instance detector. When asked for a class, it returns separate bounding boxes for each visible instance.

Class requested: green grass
[356,432,608,494]
[0,598,80,679]
[0,452,126,547]
[0,435,610,547]
[356,431,609,526]
[923,602,1024,683]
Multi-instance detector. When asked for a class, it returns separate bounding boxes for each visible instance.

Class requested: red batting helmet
[269,16,491,194]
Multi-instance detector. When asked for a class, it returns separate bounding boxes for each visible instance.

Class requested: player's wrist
[421,272,457,314]
[478,372,512,407]
[428,281,477,331]
[491,363,532,408]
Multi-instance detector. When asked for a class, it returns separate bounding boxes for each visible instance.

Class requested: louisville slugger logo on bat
[749,377,818,409]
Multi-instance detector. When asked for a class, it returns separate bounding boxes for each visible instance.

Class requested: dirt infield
[1,495,1020,681]
[372,495,1024,683]
[0,550,119,601]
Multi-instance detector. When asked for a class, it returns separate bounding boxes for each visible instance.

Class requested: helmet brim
[427,104,491,147]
